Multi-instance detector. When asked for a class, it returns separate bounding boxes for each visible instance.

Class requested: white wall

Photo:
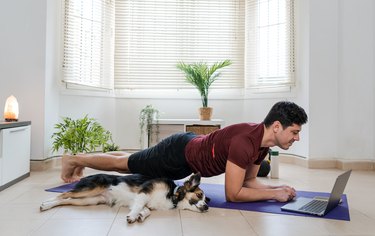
[1,0,374,161]
[337,0,374,159]
[44,0,62,159]
[308,0,340,159]
[307,0,374,160]
[293,0,311,158]
[0,0,49,160]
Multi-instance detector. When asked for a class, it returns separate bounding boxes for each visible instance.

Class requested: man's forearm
[243,177,273,189]
[226,184,296,203]
[226,186,277,202]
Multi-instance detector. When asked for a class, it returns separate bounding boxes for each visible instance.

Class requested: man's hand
[273,185,296,202]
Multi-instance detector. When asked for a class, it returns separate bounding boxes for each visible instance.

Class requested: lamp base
[5,118,18,122]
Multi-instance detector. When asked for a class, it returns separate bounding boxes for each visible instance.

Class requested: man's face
[274,123,302,150]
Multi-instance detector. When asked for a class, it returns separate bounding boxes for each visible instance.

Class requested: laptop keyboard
[298,199,328,213]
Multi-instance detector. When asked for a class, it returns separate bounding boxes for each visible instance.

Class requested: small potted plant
[177,59,232,120]
[139,105,160,148]
[52,115,118,155]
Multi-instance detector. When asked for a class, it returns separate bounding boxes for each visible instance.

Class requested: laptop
[281,170,351,216]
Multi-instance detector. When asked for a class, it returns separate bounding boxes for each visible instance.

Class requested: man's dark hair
[263,101,308,128]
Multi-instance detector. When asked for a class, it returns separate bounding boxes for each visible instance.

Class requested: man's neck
[261,124,275,148]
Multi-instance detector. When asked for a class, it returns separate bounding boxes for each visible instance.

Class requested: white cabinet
[0,122,31,191]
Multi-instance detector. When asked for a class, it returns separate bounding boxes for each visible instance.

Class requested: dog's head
[172,172,210,212]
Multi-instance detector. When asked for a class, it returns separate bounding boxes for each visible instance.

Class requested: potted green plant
[176,59,232,120]
[139,105,160,148]
[52,115,118,155]
[102,139,120,153]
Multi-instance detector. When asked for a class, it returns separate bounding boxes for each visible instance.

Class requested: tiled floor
[0,162,375,236]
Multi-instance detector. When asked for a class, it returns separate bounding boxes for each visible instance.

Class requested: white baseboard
[30,156,62,171]
[280,154,375,171]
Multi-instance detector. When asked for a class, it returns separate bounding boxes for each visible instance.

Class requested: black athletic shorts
[128,132,197,180]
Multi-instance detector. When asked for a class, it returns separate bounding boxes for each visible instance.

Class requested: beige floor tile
[0,203,57,220]
[0,162,374,235]
[243,208,375,236]
[109,217,183,236]
[117,205,180,219]
[0,219,48,236]
[51,204,120,219]
[181,215,257,236]
[0,183,35,205]
[12,188,59,204]
[242,213,335,236]
[31,219,114,236]
[180,207,242,218]
[326,209,375,235]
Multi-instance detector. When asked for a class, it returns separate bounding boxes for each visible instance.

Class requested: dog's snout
[197,201,209,212]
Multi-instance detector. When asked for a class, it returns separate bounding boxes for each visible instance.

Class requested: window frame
[61,0,296,99]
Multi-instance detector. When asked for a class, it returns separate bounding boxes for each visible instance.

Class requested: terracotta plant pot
[199,107,213,120]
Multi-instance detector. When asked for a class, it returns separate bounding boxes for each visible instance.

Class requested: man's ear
[273,121,281,133]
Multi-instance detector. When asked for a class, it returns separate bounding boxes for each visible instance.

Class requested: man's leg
[127,133,196,179]
[61,152,131,183]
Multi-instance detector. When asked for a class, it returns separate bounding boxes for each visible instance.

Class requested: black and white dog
[40,172,209,223]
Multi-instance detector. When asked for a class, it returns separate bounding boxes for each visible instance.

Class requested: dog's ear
[184,172,201,191]
[172,187,186,203]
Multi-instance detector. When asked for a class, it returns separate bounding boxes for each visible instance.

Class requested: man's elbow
[225,193,240,202]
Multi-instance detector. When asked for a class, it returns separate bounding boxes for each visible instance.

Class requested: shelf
[152,118,224,126]
[148,118,224,147]
[0,121,31,191]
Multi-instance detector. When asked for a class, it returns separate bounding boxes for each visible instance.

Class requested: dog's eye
[196,192,203,199]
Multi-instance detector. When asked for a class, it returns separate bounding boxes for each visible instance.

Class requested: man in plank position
[61,101,308,203]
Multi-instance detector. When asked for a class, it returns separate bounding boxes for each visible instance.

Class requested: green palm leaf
[177,59,232,107]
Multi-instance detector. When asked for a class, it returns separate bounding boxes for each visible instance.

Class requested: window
[62,0,295,93]
[246,0,295,89]
[114,0,245,89]
[62,0,114,89]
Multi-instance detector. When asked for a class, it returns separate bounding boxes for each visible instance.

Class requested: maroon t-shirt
[185,122,269,177]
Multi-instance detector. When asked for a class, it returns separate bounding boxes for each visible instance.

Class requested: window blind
[62,0,114,89]
[114,0,245,89]
[245,0,295,89]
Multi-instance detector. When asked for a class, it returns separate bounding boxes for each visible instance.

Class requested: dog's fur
[40,173,209,223]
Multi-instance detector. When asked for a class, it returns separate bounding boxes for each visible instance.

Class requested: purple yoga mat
[45,181,350,221]
[46,182,78,193]
[198,182,350,221]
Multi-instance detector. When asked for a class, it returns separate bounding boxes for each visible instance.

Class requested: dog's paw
[137,208,151,222]
[40,198,60,212]
[126,215,137,224]
[136,214,146,223]
[40,202,52,212]
[127,207,151,224]
[126,214,146,224]
[126,212,150,223]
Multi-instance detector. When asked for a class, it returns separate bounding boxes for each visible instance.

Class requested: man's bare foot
[61,155,84,183]
[72,166,84,181]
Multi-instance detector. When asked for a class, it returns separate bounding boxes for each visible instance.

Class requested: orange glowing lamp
[4,95,19,122]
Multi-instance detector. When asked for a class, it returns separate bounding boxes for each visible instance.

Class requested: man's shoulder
[224,122,263,132]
